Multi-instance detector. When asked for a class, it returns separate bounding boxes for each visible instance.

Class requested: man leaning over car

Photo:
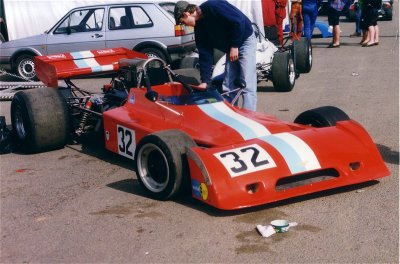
[174,0,258,111]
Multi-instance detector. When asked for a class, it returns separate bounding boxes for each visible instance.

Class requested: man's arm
[197,43,214,84]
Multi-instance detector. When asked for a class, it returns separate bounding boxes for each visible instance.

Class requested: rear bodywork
[34,47,390,210]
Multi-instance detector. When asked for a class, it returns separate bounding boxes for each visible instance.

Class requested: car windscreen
[159,89,224,106]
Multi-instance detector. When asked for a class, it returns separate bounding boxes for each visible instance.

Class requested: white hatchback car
[0,1,195,80]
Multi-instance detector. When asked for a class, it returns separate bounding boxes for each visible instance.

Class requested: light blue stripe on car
[91,66,103,72]
[73,59,89,69]
[70,51,85,60]
[198,102,271,140]
[70,51,93,59]
[260,132,321,174]
[70,51,105,72]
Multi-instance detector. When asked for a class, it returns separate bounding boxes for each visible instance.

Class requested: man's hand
[229,47,239,62]
[198,83,208,89]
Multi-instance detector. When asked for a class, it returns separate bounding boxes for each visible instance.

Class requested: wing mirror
[145,90,158,102]
[234,79,246,89]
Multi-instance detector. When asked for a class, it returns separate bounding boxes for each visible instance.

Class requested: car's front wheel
[134,130,196,200]
[272,51,296,92]
[14,54,38,81]
[11,87,70,153]
[294,106,350,127]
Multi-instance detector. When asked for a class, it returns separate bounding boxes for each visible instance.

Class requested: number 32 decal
[214,144,276,177]
[117,125,136,160]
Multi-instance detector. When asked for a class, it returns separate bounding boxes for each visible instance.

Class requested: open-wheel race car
[210,24,312,93]
[10,47,389,210]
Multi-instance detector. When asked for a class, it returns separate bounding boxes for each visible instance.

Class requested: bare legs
[333,25,340,46]
[374,25,379,43]
[361,30,369,44]
[364,25,379,46]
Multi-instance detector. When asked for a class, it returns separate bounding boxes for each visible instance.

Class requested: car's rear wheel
[294,106,350,127]
[294,37,312,73]
[14,54,38,81]
[11,87,69,153]
[135,130,196,200]
[272,51,296,92]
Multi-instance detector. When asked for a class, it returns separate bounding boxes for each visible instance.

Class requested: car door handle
[92,33,103,38]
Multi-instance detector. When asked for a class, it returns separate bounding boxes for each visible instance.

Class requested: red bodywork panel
[102,86,389,210]
[36,48,390,210]
[35,47,147,87]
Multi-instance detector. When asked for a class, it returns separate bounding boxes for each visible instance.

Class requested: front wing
[187,120,389,210]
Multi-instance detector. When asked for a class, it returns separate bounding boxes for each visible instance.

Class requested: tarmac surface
[0,12,399,263]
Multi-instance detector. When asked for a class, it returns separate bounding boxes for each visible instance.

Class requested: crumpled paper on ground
[256,222,298,238]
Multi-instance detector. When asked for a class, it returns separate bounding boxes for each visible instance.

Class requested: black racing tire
[139,47,168,64]
[294,106,350,127]
[14,54,38,81]
[179,56,199,69]
[272,51,296,92]
[294,37,312,73]
[134,130,196,200]
[213,49,225,64]
[11,87,70,153]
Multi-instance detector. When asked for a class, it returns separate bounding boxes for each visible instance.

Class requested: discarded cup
[271,219,289,233]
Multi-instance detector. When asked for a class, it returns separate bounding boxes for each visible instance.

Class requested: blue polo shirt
[195,0,253,83]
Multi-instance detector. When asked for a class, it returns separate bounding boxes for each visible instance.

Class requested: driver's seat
[120,16,130,29]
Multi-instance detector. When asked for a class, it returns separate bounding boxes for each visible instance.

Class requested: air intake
[276,168,340,191]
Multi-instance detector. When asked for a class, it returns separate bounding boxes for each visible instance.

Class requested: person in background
[361,0,381,46]
[275,0,288,46]
[261,0,288,47]
[174,0,258,111]
[327,0,348,48]
[261,0,279,45]
[302,0,321,41]
[359,0,369,44]
[289,0,303,41]
[349,0,362,37]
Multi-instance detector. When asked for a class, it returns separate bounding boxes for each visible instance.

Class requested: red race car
[10,48,389,210]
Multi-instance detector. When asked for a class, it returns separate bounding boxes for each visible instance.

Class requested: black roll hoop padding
[172,73,194,94]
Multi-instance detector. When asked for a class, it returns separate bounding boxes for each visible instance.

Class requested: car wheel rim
[145,52,163,67]
[18,58,35,79]
[137,143,169,193]
[288,59,295,85]
[146,53,157,58]
[14,107,26,139]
